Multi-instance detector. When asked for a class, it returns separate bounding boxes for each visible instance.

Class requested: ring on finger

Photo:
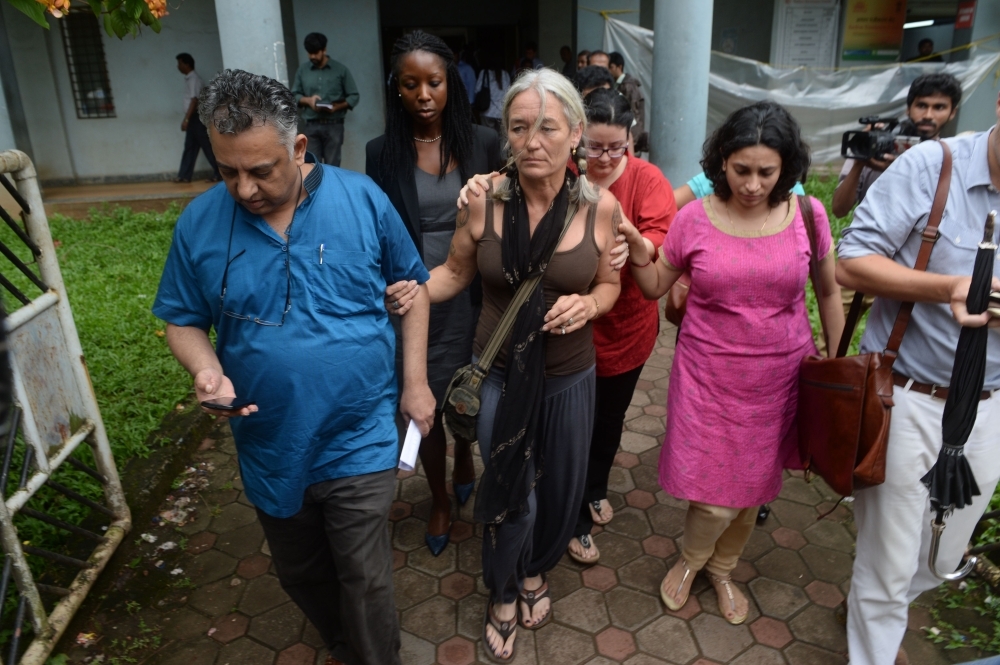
[568,317,575,326]
[392,300,401,310]
[561,325,566,335]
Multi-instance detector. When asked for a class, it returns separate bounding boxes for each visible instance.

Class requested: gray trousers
[303,121,345,166]
[256,469,400,665]
[478,366,596,604]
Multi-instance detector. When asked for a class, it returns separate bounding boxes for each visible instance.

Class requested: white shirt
[839,130,1000,387]
[182,70,204,114]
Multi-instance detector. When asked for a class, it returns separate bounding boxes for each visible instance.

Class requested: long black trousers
[477,366,596,604]
[573,364,645,537]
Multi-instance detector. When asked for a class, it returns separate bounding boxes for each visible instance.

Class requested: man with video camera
[836,87,1000,665]
[832,73,962,218]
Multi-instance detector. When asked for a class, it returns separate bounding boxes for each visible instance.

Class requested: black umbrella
[920,210,996,580]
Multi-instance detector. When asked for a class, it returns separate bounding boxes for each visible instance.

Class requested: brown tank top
[473,195,601,376]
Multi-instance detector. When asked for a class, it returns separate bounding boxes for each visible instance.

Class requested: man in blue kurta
[153,69,434,665]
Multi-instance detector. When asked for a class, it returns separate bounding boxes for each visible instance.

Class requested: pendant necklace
[725,200,772,232]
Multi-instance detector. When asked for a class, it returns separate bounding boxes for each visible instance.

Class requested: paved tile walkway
[61,317,973,665]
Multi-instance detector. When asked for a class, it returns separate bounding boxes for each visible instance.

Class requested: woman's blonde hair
[492,69,600,205]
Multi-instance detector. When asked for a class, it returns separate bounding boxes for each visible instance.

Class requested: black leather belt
[892,372,993,401]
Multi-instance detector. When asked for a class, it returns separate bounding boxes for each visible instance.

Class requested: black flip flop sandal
[590,499,613,525]
[483,602,517,663]
[567,534,600,565]
[518,575,552,630]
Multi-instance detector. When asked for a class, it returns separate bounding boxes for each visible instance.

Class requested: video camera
[841,116,922,161]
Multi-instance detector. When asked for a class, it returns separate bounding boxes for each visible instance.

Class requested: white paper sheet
[398,419,422,471]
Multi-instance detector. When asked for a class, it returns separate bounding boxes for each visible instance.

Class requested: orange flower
[145,0,168,18]
[34,0,70,18]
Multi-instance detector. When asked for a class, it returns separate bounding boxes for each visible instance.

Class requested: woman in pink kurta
[660,194,831,507]
[619,101,844,626]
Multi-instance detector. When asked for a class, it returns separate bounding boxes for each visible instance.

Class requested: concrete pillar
[956,1,1000,134]
[649,0,713,185]
[214,0,288,85]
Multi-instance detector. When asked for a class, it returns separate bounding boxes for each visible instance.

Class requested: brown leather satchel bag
[797,142,952,497]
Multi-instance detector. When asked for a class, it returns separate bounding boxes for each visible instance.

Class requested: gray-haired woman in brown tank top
[392,69,628,663]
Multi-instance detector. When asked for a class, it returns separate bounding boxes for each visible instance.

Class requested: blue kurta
[153,160,429,518]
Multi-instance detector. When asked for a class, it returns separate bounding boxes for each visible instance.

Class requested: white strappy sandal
[707,572,749,625]
[660,558,693,611]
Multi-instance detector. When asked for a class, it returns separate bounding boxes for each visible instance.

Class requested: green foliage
[802,173,868,354]
[927,578,1000,654]
[43,205,191,460]
[5,0,47,28]
[4,0,162,38]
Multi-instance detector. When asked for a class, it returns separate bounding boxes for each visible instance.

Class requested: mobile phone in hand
[201,397,255,411]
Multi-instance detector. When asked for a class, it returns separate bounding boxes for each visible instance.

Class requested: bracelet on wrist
[630,255,652,268]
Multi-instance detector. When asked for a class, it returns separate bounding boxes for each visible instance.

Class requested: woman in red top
[564,88,675,563]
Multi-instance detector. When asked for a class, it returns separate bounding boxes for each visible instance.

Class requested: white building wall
[290,0,385,173]
[2,1,223,183]
[1,5,75,181]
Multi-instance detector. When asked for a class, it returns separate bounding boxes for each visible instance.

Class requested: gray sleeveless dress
[412,167,476,405]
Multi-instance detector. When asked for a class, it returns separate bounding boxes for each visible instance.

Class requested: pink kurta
[659,196,832,508]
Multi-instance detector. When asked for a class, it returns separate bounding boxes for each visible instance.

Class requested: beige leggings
[681,501,757,578]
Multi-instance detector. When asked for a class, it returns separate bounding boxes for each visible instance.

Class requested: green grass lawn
[33,204,191,461]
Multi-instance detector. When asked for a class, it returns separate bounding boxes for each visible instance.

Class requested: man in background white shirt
[174,53,220,183]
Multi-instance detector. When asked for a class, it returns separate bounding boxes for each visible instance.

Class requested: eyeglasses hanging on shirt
[219,202,293,327]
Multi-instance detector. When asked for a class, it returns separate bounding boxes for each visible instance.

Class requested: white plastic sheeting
[603,17,1000,163]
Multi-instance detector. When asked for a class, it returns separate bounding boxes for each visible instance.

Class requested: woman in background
[475,53,511,137]
[366,30,502,557]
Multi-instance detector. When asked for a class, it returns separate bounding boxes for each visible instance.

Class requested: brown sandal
[707,572,749,625]
[660,558,693,611]
[518,575,551,629]
[483,602,517,663]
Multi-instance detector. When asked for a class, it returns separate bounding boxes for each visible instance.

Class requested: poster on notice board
[841,0,906,62]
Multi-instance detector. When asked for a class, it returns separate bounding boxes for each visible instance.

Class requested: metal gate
[0,150,130,664]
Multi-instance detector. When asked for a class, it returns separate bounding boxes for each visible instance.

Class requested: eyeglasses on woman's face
[583,143,628,160]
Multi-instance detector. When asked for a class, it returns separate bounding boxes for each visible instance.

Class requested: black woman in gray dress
[366,31,502,556]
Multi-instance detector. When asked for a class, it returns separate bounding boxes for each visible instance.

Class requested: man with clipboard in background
[291,32,360,167]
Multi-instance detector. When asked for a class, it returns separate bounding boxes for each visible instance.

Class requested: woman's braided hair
[379,30,475,183]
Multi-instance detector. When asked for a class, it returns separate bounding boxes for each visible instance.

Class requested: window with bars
[60,10,116,119]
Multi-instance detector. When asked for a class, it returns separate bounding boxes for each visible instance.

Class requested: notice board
[770,0,841,68]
